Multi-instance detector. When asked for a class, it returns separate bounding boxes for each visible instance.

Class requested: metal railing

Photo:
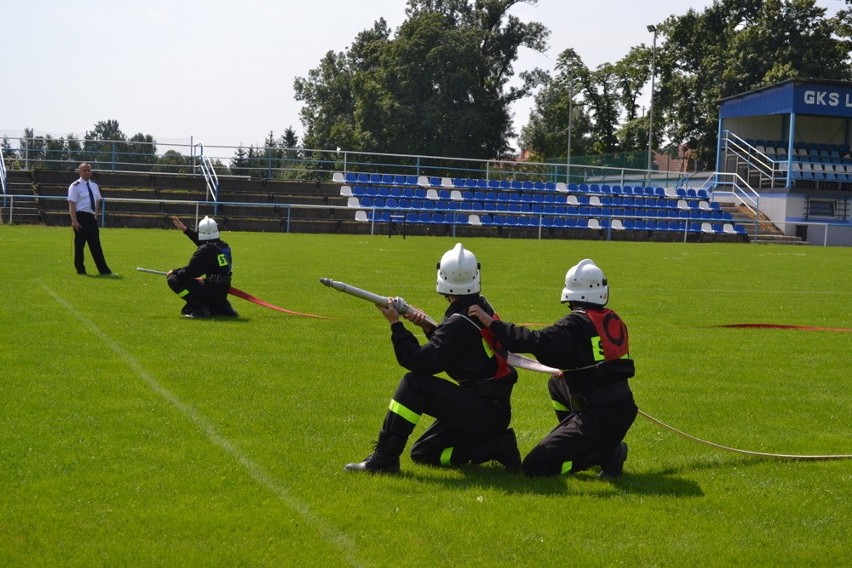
[0,135,695,190]
[2,193,749,243]
[708,170,761,238]
[195,143,219,201]
[0,146,7,195]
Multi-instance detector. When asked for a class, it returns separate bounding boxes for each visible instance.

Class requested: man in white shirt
[67,162,113,275]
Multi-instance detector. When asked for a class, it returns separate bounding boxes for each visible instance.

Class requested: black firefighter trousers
[379,372,514,467]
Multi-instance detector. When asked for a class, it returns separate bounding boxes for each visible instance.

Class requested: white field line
[40,282,366,568]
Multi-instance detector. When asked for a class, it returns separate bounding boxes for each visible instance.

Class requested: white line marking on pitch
[41,282,365,568]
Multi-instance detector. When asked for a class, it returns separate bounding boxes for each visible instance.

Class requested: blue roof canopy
[720,79,852,119]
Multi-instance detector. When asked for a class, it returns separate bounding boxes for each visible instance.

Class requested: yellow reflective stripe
[388,399,420,425]
[440,447,453,466]
[552,399,570,412]
[561,461,573,475]
[590,335,629,362]
[591,335,605,361]
[178,289,189,298]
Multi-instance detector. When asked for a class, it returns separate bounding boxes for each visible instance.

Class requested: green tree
[126,133,157,171]
[43,135,68,170]
[155,149,190,174]
[84,119,127,170]
[1,136,19,169]
[520,0,850,169]
[230,146,249,176]
[294,0,549,160]
[281,127,299,149]
[20,128,46,168]
[655,0,852,165]
[518,49,593,161]
[66,135,84,166]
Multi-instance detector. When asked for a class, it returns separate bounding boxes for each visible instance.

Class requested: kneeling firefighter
[468,259,637,479]
[345,243,522,474]
[167,215,238,318]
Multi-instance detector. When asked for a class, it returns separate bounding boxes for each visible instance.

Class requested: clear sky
[1,0,847,151]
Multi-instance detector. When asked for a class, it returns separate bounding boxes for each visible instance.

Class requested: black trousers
[521,376,637,477]
[382,372,514,466]
[73,212,110,274]
[167,274,232,313]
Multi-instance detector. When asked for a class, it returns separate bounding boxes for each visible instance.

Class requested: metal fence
[0,135,691,191]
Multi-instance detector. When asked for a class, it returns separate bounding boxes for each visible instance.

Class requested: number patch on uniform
[217,254,228,267]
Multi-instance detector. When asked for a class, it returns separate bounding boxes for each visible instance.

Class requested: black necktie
[86,181,96,213]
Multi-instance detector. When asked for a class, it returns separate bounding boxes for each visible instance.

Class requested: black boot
[567,451,600,475]
[210,299,239,317]
[345,435,406,474]
[469,428,522,472]
[598,442,628,479]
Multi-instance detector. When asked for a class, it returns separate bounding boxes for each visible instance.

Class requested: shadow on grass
[404,462,705,498]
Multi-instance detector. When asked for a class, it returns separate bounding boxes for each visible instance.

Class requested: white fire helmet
[561,259,608,305]
[197,216,220,240]
[436,243,480,295]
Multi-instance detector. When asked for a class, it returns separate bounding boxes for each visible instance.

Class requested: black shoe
[77,270,87,275]
[598,442,628,479]
[345,450,401,474]
[184,306,212,319]
[491,428,522,472]
[210,302,239,317]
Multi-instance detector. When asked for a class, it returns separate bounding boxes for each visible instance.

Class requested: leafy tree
[294,0,549,160]
[84,120,127,170]
[521,0,850,168]
[66,135,84,167]
[126,133,157,171]
[43,135,68,170]
[655,0,852,165]
[1,136,20,169]
[155,149,190,174]
[518,49,594,161]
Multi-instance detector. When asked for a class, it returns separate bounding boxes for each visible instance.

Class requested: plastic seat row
[347,195,733,220]
[334,172,422,186]
[568,183,675,197]
[333,171,567,193]
[445,178,562,192]
[346,185,712,210]
[354,206,748,236]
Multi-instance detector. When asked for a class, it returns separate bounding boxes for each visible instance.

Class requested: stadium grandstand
[2,79,850,245]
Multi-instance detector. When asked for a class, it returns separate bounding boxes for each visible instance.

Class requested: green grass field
[1,224,850,567]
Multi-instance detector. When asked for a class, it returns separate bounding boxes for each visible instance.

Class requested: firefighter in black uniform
[345,243,522,474]
[469,259,637,479]
[167,215,238,319]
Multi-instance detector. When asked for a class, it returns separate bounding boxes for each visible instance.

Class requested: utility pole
[646,24,659,176]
